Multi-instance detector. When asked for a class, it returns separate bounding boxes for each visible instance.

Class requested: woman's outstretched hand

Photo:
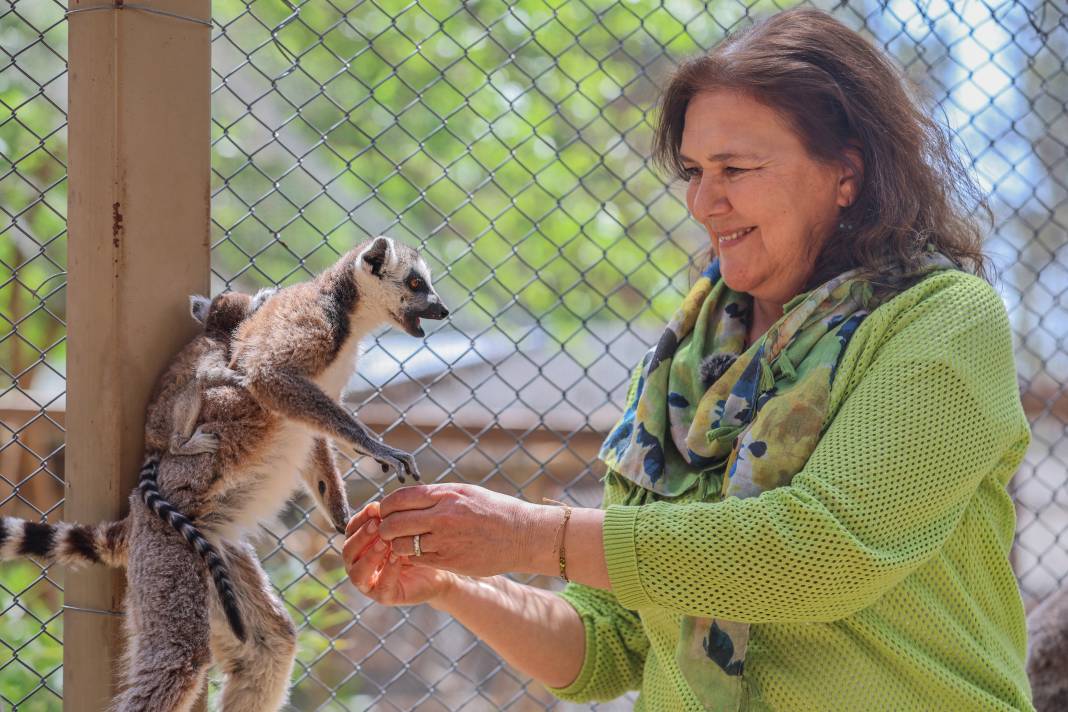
[346,483,611,593]
[359,483,554,579]
[343,501,455,607]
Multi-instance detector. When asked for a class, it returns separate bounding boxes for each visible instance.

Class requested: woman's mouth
[716,226,756,246]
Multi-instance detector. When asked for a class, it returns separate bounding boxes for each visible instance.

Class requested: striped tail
[0,515,127,568]
[137,456,247,642]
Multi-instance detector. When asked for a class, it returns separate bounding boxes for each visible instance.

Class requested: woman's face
[681,90,858,307]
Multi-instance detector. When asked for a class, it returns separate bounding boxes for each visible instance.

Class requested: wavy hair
[652,7,991,286]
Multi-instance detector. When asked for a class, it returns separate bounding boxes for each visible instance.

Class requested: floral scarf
[599,255,952,710]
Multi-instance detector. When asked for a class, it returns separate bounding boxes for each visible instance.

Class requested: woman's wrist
[520,502,571,578]
[520,502,612,589]
[427,570,466,611]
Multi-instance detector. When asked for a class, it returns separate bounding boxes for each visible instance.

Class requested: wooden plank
[64,2,211,710]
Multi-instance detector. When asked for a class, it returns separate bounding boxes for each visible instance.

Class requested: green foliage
[0,3,68,389]
[0,561,64,711]
[209,0,768,335]
[1,1,797,708]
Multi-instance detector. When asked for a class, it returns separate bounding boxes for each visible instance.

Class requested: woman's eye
[682,166,701,180]
[724,166,748,176]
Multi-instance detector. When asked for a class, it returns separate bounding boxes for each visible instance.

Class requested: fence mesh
[1,0,1066,709]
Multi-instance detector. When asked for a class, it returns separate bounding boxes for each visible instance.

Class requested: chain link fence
[1,0,1066,709]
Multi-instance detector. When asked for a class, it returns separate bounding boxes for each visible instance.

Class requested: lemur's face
[357,236,449,337]
[189,291,254,336]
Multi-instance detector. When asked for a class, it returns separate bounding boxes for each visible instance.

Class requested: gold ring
[413,533,422,557]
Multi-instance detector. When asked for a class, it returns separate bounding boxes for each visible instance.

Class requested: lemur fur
[129,236,445,712]
[0,287,343,710]
[145,288,278,460]
[1028,584,1068,711]
[228,236,446,484]
[0,290,260,571]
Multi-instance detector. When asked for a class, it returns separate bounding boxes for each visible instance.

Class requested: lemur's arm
[246,370,419,481]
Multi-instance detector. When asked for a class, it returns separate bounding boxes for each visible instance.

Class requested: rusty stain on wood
[112,201,122,245]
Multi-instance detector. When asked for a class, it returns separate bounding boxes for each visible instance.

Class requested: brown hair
[652,7,990,286]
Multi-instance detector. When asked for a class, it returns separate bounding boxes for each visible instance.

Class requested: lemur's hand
[170,426,220,456]
[198,365,245,388]
[372,447,420,482]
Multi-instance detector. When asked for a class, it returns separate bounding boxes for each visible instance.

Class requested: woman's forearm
[524,505,611,589]
[430,573,586,690]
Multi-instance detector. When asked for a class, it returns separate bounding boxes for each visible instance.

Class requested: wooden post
[65,2,211,710]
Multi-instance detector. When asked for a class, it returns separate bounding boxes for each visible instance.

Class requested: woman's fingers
[345,501,381,537]
[373,554,403,600]
[378,509,436,544]
[342,517,380,567]
[347,534,390,594]
[389,532,438,558]
[379,484,441,519]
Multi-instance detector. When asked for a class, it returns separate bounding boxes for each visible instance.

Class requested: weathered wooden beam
[65,2,211,709]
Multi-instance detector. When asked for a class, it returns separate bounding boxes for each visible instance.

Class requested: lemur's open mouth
[401,313,425,338]
[399,303,450,338]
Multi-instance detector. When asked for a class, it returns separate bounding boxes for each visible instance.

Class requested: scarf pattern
[599,257,949,710]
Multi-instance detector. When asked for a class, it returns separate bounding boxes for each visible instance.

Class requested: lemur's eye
[408,277,424,291]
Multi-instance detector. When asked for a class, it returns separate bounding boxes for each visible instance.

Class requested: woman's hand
[343,501,455,607]
[371,483,556,578]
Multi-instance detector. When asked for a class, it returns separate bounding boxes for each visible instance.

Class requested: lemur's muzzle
[419,301,449,320]
[400,298,450,337]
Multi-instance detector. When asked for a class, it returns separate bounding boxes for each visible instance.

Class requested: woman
[344,8,1034,710]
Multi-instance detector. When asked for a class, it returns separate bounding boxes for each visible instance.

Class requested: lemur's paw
[374,453,405,477]
[173,427,220,456]
[374,450,420,483]
[398,452,420,482]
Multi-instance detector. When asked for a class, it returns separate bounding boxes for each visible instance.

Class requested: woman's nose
[688,176,731,220]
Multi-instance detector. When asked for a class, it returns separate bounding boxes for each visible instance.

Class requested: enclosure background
[1,0,1066,709]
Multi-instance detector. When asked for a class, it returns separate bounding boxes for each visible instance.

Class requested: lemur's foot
[374,448,420,483]
[171,426,220,456]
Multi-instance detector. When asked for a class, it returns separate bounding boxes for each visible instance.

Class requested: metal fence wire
[1,0,1066,709]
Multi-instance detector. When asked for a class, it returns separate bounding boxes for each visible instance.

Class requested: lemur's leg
[112,504,211,712]
[300,437,352,534]
[169,361,244,457]
[169,383,212,456]
[209,542,297,712]
[246,369,419,480]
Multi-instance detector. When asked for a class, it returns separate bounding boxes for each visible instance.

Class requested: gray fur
[208,542,297,711]
[1028,585,1068,711]
[129,237,444,709]
[120,236,445,710]
[230,236,448,485]
[2,238,447,711]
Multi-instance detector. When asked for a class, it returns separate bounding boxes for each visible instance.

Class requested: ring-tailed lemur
[131,236,448,712]
[0,285,356,711]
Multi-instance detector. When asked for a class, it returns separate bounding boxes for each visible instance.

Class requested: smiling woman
[675,90,860,342]
[344,7,1035,712]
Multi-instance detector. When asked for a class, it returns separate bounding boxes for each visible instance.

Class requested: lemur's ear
[359,236,394,278]
[250,286,278,313]
[189,295,211,324]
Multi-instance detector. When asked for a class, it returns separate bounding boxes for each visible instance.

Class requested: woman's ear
[836,145,863,209]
